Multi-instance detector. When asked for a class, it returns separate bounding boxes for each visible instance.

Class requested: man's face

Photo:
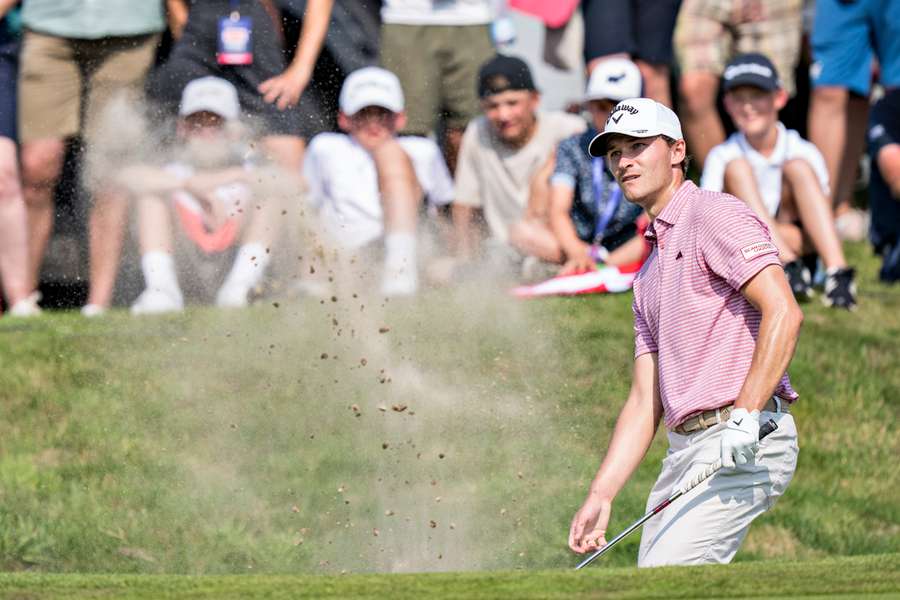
[340,106,403,151]
[723,85,786,138]
[481,89,539,145]
[606,135,683,206]
[585,99,617,131]
[180,111,227,140]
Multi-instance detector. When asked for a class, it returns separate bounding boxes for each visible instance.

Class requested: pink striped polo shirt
[632,181,798,429]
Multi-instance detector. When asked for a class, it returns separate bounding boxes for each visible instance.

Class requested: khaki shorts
[379,23,493,135]
[674,0,803,96]
[638,410,798,566]
[17,30,159,144]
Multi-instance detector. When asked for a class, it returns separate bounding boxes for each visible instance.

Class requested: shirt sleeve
[697,192,782,291]
[453,122,483,207]
[550,136,579,189]
[700,145,728,192]
[633,299,658,358]
[426,141,455,206]
[302,136,326,211]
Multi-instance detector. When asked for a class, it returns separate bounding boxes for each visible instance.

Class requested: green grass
[0,553,897,598]
[0,243,897,595]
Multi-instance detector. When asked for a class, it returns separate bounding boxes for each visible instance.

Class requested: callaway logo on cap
[587,98,683,157]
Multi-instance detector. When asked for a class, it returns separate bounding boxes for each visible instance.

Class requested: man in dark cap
[447,54,585,274]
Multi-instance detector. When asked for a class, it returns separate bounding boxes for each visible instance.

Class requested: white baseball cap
[585,58,642,103]
[339,66,404,116]
[179,76,240,121]
[588,98,683,157]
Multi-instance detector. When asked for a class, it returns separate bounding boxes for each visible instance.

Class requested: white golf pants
[638,410,798,567]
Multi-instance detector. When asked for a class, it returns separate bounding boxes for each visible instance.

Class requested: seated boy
[122,77,281,314]
[303,66,454,296]
[701,53,856,309]
[541,58,647,276]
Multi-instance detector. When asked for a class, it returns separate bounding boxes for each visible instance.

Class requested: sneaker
[823,267,857,310]
[8,291,42,317]
[80,303,107,318]
[380,268,417,297]
[131,289,183,315]
[834,208,869,242]
[784,260,813,301]
[216,283,250,308]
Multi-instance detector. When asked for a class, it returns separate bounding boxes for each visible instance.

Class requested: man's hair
[661,136,691,177]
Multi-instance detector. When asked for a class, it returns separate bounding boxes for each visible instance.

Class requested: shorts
[638,410,798,566]
[173,209,240,303]
[0,39,17,141]
[810,0,900,95]
[379,23,493,135]
[674,0,803,96]
[581,0,681,65]
[17,30,159,144]
[147,1,318,139]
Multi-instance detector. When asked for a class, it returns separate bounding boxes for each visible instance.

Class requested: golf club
[574,418,779,570]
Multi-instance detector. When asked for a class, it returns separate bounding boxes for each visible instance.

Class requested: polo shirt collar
[655,180,696,226]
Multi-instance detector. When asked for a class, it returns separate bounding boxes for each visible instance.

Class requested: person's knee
[678,73,718,114]
[782,157,816,180]
[811,85,849,111]
[723,157,755,189]
[20,140,64,195]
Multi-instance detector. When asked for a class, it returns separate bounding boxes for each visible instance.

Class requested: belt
[673,397,789,435]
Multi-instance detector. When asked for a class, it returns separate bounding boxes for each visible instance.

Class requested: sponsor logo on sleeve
[740,241,778,261]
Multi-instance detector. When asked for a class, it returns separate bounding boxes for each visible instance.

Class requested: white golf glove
[720,408,760,468]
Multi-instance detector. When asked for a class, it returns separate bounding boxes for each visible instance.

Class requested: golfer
[568,98,802,566]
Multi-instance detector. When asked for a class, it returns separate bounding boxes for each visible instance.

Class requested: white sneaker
[8,291,42,317]
[80,303,107,318]
[215,283,250,308]
[380,267,417,297]
[131,289,184,315]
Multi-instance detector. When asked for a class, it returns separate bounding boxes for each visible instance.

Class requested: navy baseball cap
[478,54,537,99]
[722,53,781,92]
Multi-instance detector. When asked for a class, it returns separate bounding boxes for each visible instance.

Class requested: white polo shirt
[701,122,829,217]
[304,133,455,249]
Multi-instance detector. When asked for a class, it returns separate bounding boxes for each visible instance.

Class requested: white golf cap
[588,98,683,157]
[339,66,404,116]
[585,58,642,102]
[179,76,240,121]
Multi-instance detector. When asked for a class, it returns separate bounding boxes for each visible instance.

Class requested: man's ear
[670,138,687,166]
[774,88,789,111]
[337,111,351,132]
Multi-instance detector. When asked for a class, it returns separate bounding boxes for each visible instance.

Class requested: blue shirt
[551,127,642,250]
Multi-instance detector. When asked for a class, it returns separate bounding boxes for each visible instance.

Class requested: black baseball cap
[477,54,537,99]
[722,53,781,92]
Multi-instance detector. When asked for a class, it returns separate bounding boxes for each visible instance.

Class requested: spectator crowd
[1,0,898,317]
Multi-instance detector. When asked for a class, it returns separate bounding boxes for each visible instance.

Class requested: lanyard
[590,156,622,244]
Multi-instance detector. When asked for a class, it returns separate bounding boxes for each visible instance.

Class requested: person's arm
[569,351,663,554]
[549,184,593,275]
[258,0,334,110]
[877,144,900,199]
[733,264,804,413]
[525,151,555,221]
[604,234,647,266]
[722,158,795,262]
[451,204,480,260]
[0,0,18,18]
[166,0,189,40]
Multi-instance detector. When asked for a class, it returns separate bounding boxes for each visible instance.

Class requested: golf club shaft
[574,418,778,570]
